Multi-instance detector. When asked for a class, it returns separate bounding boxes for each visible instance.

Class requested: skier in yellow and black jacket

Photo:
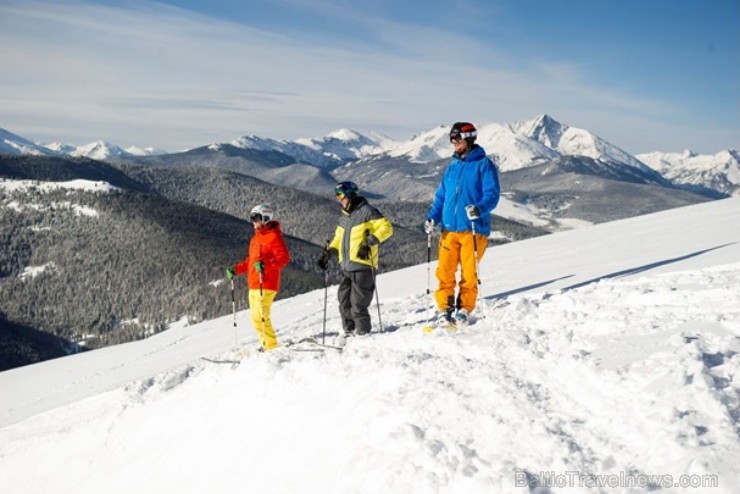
[317,181,393,337]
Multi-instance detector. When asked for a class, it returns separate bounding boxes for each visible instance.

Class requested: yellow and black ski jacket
[329,197,393,272]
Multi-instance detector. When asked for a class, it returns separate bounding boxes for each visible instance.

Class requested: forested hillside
[0,181,323,353]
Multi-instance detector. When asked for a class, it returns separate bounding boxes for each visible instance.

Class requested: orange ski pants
[434,231,488,312]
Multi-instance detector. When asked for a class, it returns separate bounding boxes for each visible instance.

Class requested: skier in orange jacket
[227,204,290,350]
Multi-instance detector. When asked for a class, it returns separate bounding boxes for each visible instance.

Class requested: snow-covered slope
[638,149,740,197]
[1,198,738,493]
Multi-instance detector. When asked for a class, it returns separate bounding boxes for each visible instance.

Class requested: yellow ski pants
[248,289,278,350]
[435,231,488,312]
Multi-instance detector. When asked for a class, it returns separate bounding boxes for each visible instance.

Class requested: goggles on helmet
[449,123,477,143]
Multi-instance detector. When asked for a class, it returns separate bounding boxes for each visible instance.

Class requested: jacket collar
[452,144,485,162]
[255,221,281,234]
[344,196,368,214]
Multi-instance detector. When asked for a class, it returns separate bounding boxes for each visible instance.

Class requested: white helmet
[249,204,275,223]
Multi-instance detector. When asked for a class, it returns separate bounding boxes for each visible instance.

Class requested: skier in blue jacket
[425,122,501,327]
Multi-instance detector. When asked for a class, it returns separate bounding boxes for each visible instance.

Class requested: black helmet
[449,122,477,145]
[334,181,359,198]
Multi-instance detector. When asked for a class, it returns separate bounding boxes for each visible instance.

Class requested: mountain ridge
[4,115,735,198]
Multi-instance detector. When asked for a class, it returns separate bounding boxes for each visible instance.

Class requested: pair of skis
[285,337,344,352]
[202,337,343,367]
[422,317,466,334]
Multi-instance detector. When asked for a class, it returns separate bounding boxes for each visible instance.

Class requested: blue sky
[0,0,737,153]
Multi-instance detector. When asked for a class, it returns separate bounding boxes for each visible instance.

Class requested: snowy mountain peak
[42,142,77,155]
[387,125,452,162]
[124,146,166,157]
[294,129,395,162]
[228,134,282,151]
[509,114,569,149]
[325,128,364,141]
[71,140,131,160]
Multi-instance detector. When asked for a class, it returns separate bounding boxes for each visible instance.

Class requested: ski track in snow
[1,264,739,493]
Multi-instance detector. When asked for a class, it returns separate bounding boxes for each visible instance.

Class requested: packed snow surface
[1,198,739,494]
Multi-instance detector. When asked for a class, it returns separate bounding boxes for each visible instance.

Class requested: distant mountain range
[637,149,740,198]
[2,115,737,197]
[0,128,164,159]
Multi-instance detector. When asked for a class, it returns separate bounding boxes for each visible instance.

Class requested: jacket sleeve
[363,205,393,245]
[367,216,393,244]
[233,254,250,276]
[427,172,447,223]
[328,225,342,252]
[476,158,500,214]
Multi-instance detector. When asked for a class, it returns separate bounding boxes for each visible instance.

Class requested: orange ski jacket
[234,221,290,291]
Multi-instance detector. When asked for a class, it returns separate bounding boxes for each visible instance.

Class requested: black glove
[357,242,371,260]
[317,249,332,270]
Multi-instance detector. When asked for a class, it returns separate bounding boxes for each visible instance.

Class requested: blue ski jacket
[427,145,501,236]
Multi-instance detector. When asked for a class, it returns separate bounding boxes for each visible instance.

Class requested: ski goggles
[450,129,477,143]
[250,213,265,222]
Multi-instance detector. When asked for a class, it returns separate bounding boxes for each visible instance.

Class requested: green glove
[225,266,235,280]
[254,261,264,273]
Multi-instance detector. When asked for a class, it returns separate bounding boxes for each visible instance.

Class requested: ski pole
[259,270,266,349]
[427,231,432,295]
[471,221,481,306]
[231,278,237,348]
[426,231,433,324]
[322,268,329,344]
[371,264,384,333]
[365,230,384,334]
[320,239,331,345]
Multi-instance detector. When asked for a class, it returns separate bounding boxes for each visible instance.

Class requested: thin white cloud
[0,0,733,153]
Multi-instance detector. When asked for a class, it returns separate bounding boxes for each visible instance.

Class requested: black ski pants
[337,269,375,335]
